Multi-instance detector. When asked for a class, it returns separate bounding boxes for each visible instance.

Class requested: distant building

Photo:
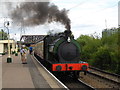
[0,40,17,55]
[102,28,118,37]
[118,1,120,28]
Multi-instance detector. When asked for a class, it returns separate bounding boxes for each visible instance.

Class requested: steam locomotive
[34,30,89,78]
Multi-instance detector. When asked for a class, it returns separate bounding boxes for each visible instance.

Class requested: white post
[8,35,10,58]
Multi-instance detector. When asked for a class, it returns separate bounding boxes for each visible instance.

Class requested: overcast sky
[0,0,119,40]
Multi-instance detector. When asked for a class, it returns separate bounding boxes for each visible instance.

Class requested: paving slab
[2,53,35,88]
[2,52,65,89]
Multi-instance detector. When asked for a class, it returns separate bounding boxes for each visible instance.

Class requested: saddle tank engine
[34,30,89,78]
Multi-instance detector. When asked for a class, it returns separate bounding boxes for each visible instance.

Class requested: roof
[20,35,46,44]
[0,40,15,44]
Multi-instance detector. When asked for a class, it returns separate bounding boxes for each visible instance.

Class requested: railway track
[34,53,120,89]
[33,54,68,89]
[34,53,94,89]
[80,66,120,89]
[89,66,120,83]
[54,74,95,89]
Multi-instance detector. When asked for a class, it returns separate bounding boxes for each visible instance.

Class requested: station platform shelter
[0,40,18,55]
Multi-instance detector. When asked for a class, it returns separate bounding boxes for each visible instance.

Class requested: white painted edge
[78,79,96,90]
[0,55,2,90]
[33,53,69,90]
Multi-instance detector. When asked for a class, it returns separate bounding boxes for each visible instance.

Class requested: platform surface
[2,52,64,89]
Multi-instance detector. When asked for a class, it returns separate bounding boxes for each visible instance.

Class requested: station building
[0,40,17,55]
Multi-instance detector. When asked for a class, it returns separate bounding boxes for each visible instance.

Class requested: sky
[0,0,119,41]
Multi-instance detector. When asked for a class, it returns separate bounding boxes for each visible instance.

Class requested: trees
[116,28,120,74]
[0,29,8,40]
[77,28,119,74]
[92,46,112,70]
[77,35,101,64]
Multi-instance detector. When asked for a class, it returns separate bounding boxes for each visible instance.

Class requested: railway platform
[1,52,65,89]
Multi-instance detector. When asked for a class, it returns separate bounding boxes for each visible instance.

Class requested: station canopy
[20,35,46,44]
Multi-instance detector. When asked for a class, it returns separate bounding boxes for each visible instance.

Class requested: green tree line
[0,29,8,40]
[77,28,120,74]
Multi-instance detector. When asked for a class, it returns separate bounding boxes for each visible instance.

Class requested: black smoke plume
[10,2,71,30]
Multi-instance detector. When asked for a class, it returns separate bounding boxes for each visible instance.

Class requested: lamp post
[1,29,4,40]
[4,21,12,63]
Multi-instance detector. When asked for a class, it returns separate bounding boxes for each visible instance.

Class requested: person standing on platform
[29,46,33,54]
[20,46,27,64]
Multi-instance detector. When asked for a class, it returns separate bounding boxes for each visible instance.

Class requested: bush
[77,28,119,74]
[92,46,111,70]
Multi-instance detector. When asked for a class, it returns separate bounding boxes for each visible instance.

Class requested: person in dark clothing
[29,46,33,54]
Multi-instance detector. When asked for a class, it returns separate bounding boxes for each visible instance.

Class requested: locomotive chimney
[65,17,71,31]
[64,30,72,38]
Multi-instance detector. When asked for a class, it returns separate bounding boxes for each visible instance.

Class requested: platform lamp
[4,21,12,63]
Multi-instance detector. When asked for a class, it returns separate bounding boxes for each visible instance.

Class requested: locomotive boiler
[34,30,89,78]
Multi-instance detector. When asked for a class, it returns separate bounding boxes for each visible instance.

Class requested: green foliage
[77,28,119,74]
[0,29,8,40]
[77,35,101,61]
[92,46,112,70]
